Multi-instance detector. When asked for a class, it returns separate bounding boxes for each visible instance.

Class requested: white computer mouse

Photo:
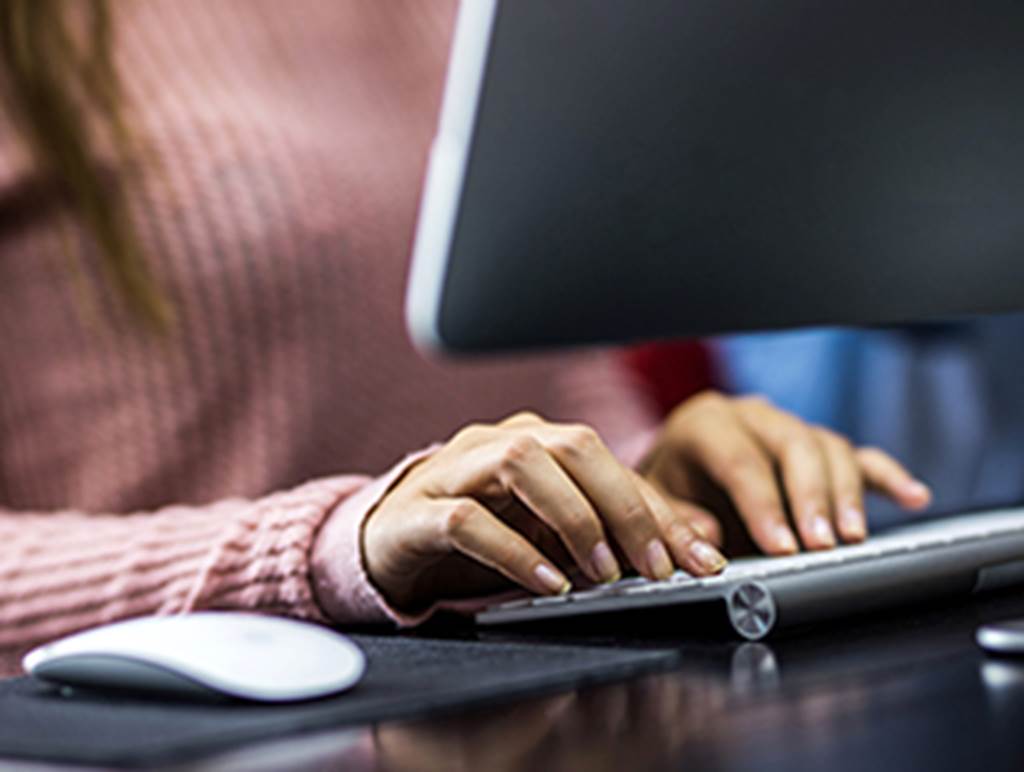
[22,612,366,702]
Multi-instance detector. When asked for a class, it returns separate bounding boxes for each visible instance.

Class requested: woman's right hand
[358,413,728,613]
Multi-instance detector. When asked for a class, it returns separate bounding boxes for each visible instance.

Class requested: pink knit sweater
[0,1,660,677]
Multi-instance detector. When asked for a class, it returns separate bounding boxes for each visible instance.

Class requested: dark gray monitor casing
[407,0,1024,353]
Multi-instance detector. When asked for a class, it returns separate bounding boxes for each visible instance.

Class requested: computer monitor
[406,0,1024,354]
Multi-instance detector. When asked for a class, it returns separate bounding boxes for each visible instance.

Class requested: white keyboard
[476,507,1024,639]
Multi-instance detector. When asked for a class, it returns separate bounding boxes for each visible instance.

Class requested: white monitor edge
[405,0,499,354]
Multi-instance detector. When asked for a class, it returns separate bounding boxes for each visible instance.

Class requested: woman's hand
[640,391,931,556]
[360,412,728,612]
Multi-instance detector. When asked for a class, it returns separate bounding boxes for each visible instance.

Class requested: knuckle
[557,507,598,539]
[834,464,863,489]
[444,501,479,537]
[738,393,772,411]
[554,424,602,458]
[618,502,656,534]
[797,486,829,507]
[688,390,727,413]
[491,541,520,568]
[818,428,853,453]
[758,503,790,522]
[499,435,543,471]
[666,520,698,547]
[839,486,864,505]
[831,436,855,458]
[720,451,766,482]
[503,410,545,426]
[452,422,490,446]
[780,432,818,462]
[699,518,724,544]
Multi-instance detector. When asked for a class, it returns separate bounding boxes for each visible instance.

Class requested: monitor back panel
[409,0,1024,352]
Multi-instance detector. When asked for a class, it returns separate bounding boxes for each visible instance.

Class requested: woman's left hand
[639,391,931,556]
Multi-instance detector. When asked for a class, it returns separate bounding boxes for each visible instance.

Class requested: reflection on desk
[9,591,1024,771]
[362,591,1024,772]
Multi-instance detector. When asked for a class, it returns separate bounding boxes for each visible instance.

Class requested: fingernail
[773,524,799,553]
[839,506,867,540]
[810,515,836,548]
[590,541,621,583]
[534,564,571,595]
[646,539,675,580]
[691,541,727,573]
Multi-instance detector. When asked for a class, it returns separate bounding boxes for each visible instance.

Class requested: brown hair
[0,0,170,328]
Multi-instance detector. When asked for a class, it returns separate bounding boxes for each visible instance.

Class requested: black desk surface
[9,590,1024,771]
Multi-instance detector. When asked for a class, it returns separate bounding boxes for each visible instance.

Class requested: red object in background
[621,340,719,417]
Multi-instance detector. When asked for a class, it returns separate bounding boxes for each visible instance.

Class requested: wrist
[359,507,427,614]
[307,447,439,625]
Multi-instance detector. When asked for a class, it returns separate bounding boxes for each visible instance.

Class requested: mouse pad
[0,634,678,767]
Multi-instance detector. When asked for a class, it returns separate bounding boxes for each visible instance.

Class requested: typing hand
[639,391,931,556]
[359,412,727,612]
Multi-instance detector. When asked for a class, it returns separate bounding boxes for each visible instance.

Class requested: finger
[539,424,678,580]
[493,436,622,584]
[734,398,836,550]
[816,429,867,542]
[856,447,932,510]
[633,475,727,575]
[500,411,547,428]
[677,504,724,547]
[433,429,622,582]
[674,398,799,555]
[499,504,574,569]
[437,498,572,596]
[638,473,724,546]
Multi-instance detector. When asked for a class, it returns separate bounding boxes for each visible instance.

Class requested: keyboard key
[531,594,571,607]
[568,587,618,602]
[623,580,694,596]
[695,575,730,589]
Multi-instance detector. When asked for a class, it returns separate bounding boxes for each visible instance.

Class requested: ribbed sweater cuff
[310,447,440,627]
[182,476,374,623]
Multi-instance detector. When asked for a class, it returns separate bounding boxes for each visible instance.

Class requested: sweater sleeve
[0,449,433,667]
